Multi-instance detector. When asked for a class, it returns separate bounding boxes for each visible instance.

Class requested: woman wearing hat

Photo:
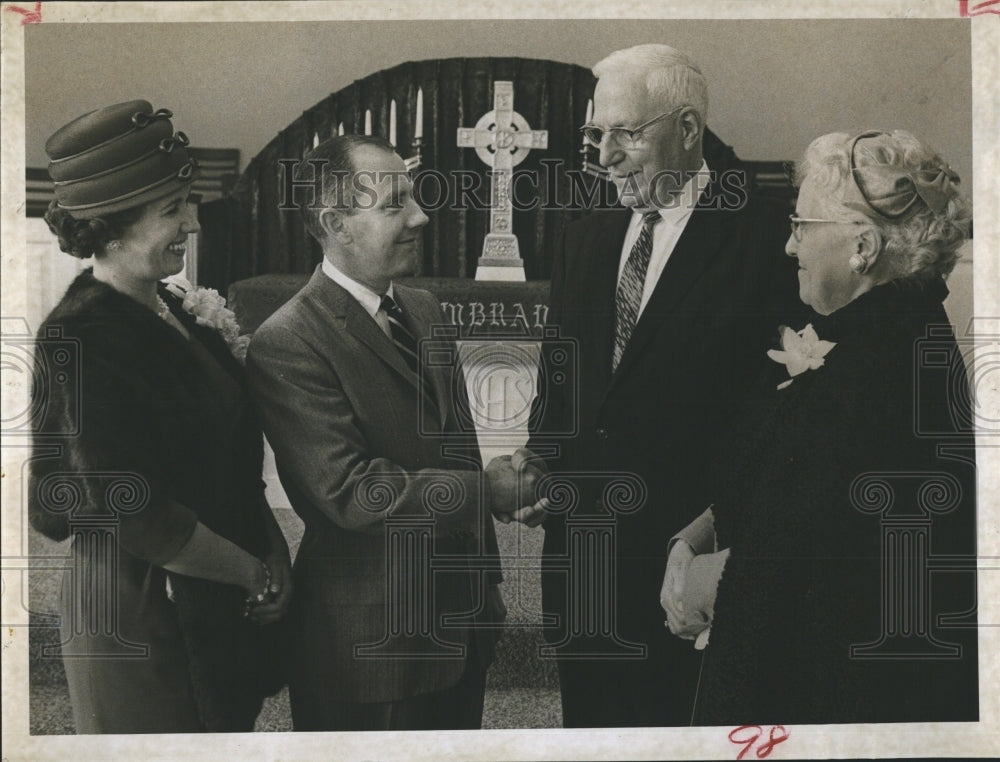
[29,101,292,733]
[659,130,978,723]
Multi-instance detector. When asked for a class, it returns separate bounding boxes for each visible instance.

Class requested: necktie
[612,210,660,371]
[380,294,420,375]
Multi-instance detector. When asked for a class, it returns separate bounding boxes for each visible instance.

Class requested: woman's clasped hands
[244,553,293,625]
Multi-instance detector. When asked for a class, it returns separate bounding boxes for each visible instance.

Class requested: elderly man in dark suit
[517,44,804,727]
[246,135,530,731]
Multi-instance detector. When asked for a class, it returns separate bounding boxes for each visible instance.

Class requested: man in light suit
[247,135,530,730]
[520,44,805,727]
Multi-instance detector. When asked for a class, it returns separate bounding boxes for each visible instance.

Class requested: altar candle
[364,110,372,135]
[313,132,319,148]
[585,98,593,125]
[337,122,345,136]
[414,88,423,140]
[389,100,397,146]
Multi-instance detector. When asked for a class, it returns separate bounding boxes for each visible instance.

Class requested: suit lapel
[607,196,729,392]
[304,267,420,391]
[581,209,632,391]
[392,285,447,421]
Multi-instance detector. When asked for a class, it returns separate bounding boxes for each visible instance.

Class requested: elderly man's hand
[503,496,550,528]
[506,448,549,527]
[486,448,547,524]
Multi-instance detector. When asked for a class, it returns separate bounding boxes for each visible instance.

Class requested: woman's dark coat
[30,270,283,733]
[696,279,978,725]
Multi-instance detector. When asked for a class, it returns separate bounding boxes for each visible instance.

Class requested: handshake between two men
[484,448,550,528]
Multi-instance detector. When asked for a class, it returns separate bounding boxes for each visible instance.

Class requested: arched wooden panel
[209,57,601,287]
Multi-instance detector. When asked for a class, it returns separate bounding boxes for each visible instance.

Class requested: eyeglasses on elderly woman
[788,215,868,243]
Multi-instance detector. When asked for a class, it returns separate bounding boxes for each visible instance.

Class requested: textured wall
[25,19,971,190]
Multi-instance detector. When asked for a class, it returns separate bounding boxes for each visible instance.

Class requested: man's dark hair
[294,134,396,241]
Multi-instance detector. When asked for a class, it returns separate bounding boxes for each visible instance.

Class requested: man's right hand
[485,448,547,526]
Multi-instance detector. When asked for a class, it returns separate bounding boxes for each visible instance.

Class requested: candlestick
[313,132,319,148]
[414,88,423,140]
[364,110,372,136]
[585,98,594,125]
[389,100,397,147]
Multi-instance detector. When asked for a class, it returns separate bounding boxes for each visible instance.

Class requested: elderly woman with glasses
[29,101,292,733]
[659,130,978,724]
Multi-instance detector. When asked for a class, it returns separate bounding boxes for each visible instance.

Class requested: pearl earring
[848,253,867,273]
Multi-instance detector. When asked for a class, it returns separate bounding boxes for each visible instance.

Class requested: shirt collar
[321,257,393,318]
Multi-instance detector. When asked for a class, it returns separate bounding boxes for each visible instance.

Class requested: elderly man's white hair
[592,44,709,125]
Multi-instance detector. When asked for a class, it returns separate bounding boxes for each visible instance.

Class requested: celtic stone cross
[457,81,547,281]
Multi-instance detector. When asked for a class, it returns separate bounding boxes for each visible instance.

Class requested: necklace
[156,295,171,320]
[156,294,189,339]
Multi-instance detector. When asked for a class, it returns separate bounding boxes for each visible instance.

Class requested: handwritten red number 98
[728,725,790,760]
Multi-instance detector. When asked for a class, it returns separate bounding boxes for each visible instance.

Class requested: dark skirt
[58,535,285,733]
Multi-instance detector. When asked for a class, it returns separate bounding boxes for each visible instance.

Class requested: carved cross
[457,81,547,281]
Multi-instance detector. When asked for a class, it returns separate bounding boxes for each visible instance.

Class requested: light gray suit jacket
[247,266,501,704]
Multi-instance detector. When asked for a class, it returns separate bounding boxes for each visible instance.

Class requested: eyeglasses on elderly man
[579,104,690,149]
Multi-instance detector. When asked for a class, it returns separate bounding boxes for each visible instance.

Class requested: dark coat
[531,173,805,725]
[246,268,502,711]
[29,270,283,733]
[696,278,979,725]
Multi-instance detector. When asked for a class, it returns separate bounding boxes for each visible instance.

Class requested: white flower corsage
[767,323,836,390]
[163,275,250,363]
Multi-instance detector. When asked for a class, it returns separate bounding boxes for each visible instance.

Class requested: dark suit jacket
[532,179,804,679]
[246,267,501,704]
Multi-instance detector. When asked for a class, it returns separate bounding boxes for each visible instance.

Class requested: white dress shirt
[617,160,711,318]
[321,257,395,338]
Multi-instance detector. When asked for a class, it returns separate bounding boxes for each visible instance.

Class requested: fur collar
[46,269,244,384]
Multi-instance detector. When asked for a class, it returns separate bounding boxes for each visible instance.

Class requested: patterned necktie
[612,210,661,371]
[380,294,420,375]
